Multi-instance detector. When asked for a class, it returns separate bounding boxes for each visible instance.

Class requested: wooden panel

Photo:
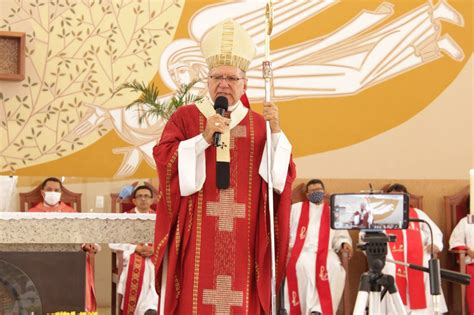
[0,31,25,81]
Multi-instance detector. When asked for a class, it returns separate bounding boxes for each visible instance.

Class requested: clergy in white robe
[109,241,158,314]
[284,179,352,315]
[449,211,474,315]
[110,185,159,315]
[449,216,474,264]
[377,183,447,314]
[381,208,447,314]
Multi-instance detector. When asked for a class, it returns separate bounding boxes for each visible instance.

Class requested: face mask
[118,184,134,200]
[308,191,325,204]
[44,191,61,206]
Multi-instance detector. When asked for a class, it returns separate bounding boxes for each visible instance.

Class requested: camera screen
[330,193,409,230]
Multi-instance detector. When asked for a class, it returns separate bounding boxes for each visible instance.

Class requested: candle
[470,169,474,214]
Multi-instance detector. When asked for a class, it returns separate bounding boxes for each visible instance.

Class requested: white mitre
[200,19,257,72]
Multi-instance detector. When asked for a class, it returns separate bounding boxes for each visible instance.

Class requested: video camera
[330,193,409,231]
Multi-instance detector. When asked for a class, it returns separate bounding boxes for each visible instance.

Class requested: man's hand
[202,114,231,144]
[82,243,98,254]
[135,243,154,257]
[340,243,353,260]
[262,101,281,133]
[426,244,441,255]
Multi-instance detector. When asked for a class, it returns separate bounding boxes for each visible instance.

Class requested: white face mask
[44,191,61,206]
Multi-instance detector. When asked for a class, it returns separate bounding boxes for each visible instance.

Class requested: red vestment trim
[286,201,333,315]
[286,201,310,315]
[315,202,333,315]
[466,264,474,315]
[85,253,97,312]
[123,253,146,315]
[388,208,427,309]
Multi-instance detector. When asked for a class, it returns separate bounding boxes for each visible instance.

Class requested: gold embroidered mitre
[200,19,256,71]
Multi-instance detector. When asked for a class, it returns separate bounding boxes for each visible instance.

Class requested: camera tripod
[353,232,407,315]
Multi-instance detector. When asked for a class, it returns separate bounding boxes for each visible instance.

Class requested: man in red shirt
[28,177,75,212]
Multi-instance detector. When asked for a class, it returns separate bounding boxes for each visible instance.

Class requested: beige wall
[295,56,473,180]
[472,56,474,167]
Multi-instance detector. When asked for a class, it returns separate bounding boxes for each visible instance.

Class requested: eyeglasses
[209,75,245,84]
[135,195,152,200]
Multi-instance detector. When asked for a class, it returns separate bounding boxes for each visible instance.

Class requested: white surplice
[449,216,474,264]
[284,201,352,314]
[177,98,292,196]
[376,208,447,314]
[109,208,158,314]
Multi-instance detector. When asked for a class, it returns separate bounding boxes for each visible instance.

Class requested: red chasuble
[387,208,426,310]
[153,103,296,314]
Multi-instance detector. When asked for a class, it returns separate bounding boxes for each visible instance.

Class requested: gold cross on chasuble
[229,125,247,149]
[202,275,243,314]
[206,188,246,232]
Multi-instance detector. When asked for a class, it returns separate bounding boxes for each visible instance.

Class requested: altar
[0,212,155,314]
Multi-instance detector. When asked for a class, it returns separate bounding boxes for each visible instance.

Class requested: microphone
[213,96,228,147]
[386,258,471,285]
[212,96,230,189]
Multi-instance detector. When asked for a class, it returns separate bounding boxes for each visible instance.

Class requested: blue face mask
[308,191,325,204]
[118,184,135,199]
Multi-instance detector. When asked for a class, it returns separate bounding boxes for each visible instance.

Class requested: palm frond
[112,80,202,124]
[113,79,203,124]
